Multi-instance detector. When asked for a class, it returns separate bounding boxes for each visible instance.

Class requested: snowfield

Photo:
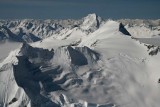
[0,14,160,107]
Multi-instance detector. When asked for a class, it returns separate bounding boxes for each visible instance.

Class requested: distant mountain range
[0,13,159,42]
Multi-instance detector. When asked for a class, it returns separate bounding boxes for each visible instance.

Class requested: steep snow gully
[0,14,160,107]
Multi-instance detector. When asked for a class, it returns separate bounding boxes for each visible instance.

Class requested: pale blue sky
[0,0,159,19]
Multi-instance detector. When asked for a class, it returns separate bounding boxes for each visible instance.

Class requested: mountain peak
[80,13,102,32]
[119,23,131,36]
[86,13,97,18]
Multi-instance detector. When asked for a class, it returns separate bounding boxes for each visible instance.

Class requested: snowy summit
[0,14,160,107]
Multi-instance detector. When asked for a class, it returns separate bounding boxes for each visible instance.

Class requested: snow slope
[0,14,160,107]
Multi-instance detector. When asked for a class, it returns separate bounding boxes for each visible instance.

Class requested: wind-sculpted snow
[10,43,108,107]
[0,14,160,107]
[13,56,61,107]
[0,48,30,107]
[19,43,54,65]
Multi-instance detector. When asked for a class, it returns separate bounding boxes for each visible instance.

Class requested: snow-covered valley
[0,14,160,107]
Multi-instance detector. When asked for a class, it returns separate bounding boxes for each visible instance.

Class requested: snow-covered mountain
[0,14,159,42]
[0,13,104,43]
[0,14,160,107]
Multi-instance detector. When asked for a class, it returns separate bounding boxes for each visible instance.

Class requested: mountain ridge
[0,13,160,107]
[0,13,159,43]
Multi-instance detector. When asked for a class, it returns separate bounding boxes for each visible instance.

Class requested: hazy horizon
[0,0,160,20]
